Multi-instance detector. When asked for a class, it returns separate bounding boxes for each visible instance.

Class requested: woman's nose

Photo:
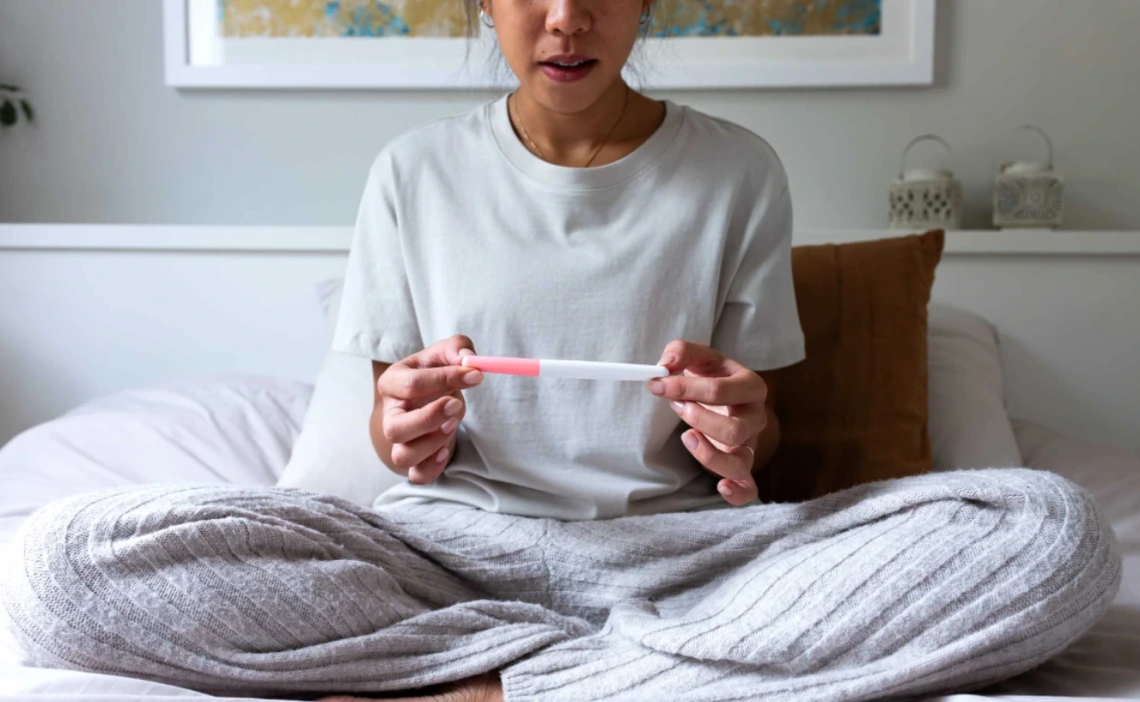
[546,0,591,37]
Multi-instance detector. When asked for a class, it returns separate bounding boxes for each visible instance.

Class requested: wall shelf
[1,225,1138,256]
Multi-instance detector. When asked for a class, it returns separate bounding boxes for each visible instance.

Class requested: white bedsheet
[974,421,1140,700]
[0,379,1137,700]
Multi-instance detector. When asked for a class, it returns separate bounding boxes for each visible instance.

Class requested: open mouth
[539,58,598,83]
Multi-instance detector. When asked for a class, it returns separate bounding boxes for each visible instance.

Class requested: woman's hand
[375,335,483,485]
[647,340,770,506]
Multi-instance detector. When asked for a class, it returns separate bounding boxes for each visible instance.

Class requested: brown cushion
[758,230,945,503]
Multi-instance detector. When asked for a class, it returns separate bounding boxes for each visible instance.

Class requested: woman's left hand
[647,340,769,506]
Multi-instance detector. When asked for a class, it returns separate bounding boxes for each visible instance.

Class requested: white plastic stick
[539,360,669,381]
[461,356,669,382]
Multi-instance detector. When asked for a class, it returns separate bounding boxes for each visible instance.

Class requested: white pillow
[0,374,312,546]
[927,302,1023,470]
[283,283,1025,507]
[277,280,404,505]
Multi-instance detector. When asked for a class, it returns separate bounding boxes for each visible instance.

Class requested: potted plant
[1,84,34,129]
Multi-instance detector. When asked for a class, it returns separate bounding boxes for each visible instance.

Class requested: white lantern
[889,134,963,231]
[993,125,1064,230]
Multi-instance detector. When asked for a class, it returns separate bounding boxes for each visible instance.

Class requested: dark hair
[462,1,482,38]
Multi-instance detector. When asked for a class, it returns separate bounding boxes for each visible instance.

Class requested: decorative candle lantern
[993,125,1063,229]
[889,134,963,231]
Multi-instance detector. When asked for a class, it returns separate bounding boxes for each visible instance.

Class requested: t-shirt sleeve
[711,164,806,371]
[331,156,424,363]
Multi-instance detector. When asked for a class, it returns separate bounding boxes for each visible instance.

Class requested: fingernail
[458,349,474,357]
[649,380,665,395]
[444,398,463,416]
[682,431,698,451]
[463,370,483,386]
[441,418,458,434]
[670,401,685,415]
[719,483,734,497]
[435,447,449,464]
[660,354,676,367]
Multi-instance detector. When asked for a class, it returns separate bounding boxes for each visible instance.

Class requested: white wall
[1,0,1139,229]
[3,226,1138,453]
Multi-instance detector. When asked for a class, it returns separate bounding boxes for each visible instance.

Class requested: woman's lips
[539,59,598,83]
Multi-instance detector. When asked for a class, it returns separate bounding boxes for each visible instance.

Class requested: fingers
[681,429,758,506]
[410,334,477,369]
[379,335,477,487]
[657,340,738,376]
[681,428,752,482]
[380,335,482,401]
[380,364,483,401]
[383,393,465,445]
[650,340,765,406]
[670,400,766,449]
[385,393,462,486]
[714,474,759,506]
[389,426,455,483]
[649,369,763,407]
[387,394,458,487]
[408,454,450,486]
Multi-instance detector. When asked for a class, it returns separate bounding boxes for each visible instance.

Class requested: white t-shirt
[333,96,805,520]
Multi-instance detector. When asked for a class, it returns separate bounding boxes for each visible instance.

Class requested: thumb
[440,334,477,366]
[658,340,725,376]
[415,334,477,368]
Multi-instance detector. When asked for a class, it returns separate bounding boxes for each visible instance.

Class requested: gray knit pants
[1,469,1120,701]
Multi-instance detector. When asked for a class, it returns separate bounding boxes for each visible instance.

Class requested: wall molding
[1,224,1138,256]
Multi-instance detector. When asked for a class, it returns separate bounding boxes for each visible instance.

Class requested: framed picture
[163,0,935,90]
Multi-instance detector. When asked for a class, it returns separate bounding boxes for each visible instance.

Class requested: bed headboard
[1,225,1138,455]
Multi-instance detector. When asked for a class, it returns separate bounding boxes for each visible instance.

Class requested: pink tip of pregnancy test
[461,356,540,377]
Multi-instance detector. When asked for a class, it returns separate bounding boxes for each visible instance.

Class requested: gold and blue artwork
[218,0,881,39]
[652,0,882,37]
[220,0,467,37]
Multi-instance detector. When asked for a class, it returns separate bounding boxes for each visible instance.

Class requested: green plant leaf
[1,99,17,126]
[0,84,20,92]
[21,100,34,122]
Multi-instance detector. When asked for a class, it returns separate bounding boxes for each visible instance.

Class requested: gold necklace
[510,86,632,168]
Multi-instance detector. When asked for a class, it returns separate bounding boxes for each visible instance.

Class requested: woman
[1,2,1119,701]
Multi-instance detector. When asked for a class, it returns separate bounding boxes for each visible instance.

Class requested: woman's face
[484,0,648,114]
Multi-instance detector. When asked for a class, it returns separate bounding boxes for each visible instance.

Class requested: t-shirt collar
[488,94,684,191]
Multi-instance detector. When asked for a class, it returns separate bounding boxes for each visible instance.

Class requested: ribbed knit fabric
[0,469,1120,701]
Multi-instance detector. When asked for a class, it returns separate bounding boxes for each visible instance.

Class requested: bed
[0,377,1137,701]
[0,225,1138,700]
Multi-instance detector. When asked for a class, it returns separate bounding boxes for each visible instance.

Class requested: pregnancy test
[461,356,669,382]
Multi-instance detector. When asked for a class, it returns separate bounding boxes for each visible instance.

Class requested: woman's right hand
[375,335,483,485]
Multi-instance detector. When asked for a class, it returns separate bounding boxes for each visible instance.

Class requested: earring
[480,8,495,29]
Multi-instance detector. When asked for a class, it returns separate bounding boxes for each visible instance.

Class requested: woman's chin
[527,75,622,114]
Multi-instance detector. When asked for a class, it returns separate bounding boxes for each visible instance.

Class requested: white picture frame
[163,0,935,90]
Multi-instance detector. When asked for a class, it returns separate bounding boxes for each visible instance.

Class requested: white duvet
[0,377,1137,700]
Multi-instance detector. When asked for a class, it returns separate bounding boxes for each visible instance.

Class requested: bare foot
[319,672,503,702]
